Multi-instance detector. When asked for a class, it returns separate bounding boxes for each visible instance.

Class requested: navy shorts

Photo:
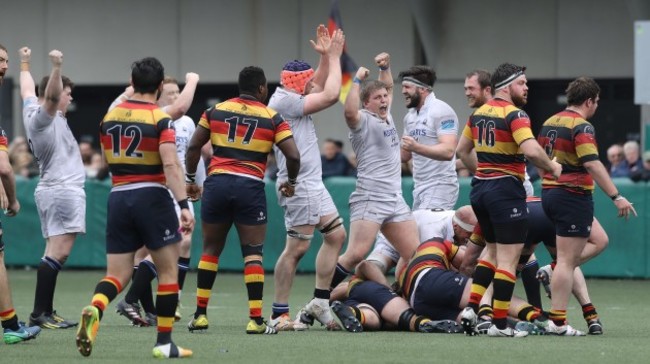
[470,177,528,244]
[201,174,267,225]
[106,187,181,254]
[411,268,467,321]
[542,188,593,238]
[526,199,556,248]
[346,280,398,314]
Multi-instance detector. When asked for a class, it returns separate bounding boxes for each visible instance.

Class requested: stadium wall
[3,177,648,278]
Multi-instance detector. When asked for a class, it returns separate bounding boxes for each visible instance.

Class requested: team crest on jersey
[126,110,132,117]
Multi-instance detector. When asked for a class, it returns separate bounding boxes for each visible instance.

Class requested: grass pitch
[2,270,649,363]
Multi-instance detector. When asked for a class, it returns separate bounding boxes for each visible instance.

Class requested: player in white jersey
[399,66,459,211]
[19,47,84,329]
[267,26,346,331]
[367,206,477,280]
[110,74,203,326]
[330,53,419,299]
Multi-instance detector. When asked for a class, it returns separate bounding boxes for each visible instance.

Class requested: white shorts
[276,183,338,229]
[349,192,413,225]
[35,186,86,238]
[412,209,454,242]
[412,184,458,210]
[367,233,399,269]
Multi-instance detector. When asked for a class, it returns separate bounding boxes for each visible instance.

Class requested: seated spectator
[607,144,627,177]
[321,138,353,178]
[85,151,105,179]
[630,150,650,182]
[620,140,643,177]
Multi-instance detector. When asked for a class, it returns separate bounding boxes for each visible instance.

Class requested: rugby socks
[477,304,494,319]
[242,244,265,324]
[194,255,219,318]
[329,263,350,290]
[125,260,157,314]
[0,308,20,331]
[520,259,542,308]
[468,260,496,312]
[91,277,123,320]
[33,256,62,315]
[350,306,365,325]
[492,269,516,329]
[550,309,567,326]
[155,283,179,345]
[515,304,541,322]
[271,303,289,320]
[582,303,598,322]
[177,257,191,292]
[314,288,330,300]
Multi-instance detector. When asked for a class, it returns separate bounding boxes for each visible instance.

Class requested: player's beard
[406,91,421,109]
[512,92,527,108]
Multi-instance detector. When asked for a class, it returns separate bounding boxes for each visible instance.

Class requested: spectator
[78,135,95,166]
[321,138,353,178]
[630,150,650,182]
[85,152,104,179]
[607,144,626,177]
[621,140,643,176]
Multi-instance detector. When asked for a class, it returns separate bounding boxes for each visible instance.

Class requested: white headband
[453,214,475,232]
[401,76,433,91]
[494,70,525,90]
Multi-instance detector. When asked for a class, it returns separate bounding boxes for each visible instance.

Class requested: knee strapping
[287,229,313,241]
[398,308,416,331]
[319,216,343,235]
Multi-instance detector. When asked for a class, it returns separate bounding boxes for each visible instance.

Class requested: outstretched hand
[310,24,331,55]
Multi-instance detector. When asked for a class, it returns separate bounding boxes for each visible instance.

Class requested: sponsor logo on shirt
[441,119,455,130]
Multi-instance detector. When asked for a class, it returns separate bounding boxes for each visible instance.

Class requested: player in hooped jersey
[0,43,41,344]
[455,63,561,337]
[76,57,194,358]
[185,66,300,335]
[111,74,203,326]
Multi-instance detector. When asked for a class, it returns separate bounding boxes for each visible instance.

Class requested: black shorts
[346,280,398,314]
[542,188,593,238]
[201,174,267,225]
[411,268,467,321]
[470,177,528,244]
[526,199,556,248]
[106,187,181,254]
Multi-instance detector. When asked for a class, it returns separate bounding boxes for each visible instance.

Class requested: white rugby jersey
[268,87,323,190]
[403,93,459,209]
[22,97,85,189]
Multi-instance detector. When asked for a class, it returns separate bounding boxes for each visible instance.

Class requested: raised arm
[375,52,393,107]
[303,29,344,115]
[109,85,134,111]
[344,67,369,129]
[165,72,199,120]
[308,24,331,89]
[19,47,36,100]
[42,50,64,117]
